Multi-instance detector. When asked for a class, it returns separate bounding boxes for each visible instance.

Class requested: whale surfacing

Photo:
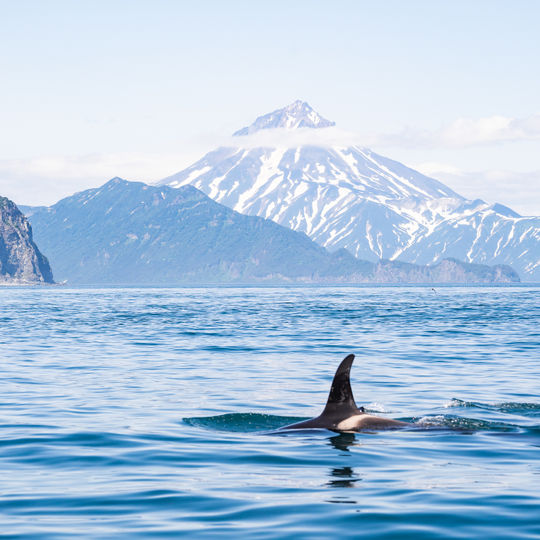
[281,354,408,432]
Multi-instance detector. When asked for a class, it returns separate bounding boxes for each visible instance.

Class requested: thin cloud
[221,126,365,149]
[0,151,203,206]
[379,114,540,148]
[2,117,539,211]
[415,162,540,216]
[209,116,540,149]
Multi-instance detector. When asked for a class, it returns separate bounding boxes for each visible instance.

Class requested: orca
[281,354,409,432]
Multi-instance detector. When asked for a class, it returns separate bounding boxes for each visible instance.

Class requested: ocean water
[0,286,539,539]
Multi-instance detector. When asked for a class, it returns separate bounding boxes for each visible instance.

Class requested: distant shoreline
[2,282,539,289]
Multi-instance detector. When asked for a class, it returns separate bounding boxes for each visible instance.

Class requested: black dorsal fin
[321,354,362,418]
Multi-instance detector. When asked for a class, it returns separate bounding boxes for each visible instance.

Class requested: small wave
[413,414,519,431]
[183,413,304,433]
[185,412,524,434]
[365,402,388,413]
[444,398,540,416]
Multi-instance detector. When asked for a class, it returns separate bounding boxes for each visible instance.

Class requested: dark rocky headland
[0,196,54,284]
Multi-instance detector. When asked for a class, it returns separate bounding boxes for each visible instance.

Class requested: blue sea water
[0,286,539,538]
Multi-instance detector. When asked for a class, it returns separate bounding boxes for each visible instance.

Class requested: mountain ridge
[23,178,519,285]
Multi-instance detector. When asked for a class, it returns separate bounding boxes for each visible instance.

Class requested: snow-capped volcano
[160,101,540,280]
[233,100,335,135]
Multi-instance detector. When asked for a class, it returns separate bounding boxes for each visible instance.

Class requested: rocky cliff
[0,196,54,284]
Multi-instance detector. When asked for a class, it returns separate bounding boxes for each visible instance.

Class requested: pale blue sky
[1,0,539,213]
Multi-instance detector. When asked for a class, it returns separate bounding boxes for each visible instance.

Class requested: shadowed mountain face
[23,179,519,285]
[160,101,539,281]
[0,196,54,284]
[22,178,373,284]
